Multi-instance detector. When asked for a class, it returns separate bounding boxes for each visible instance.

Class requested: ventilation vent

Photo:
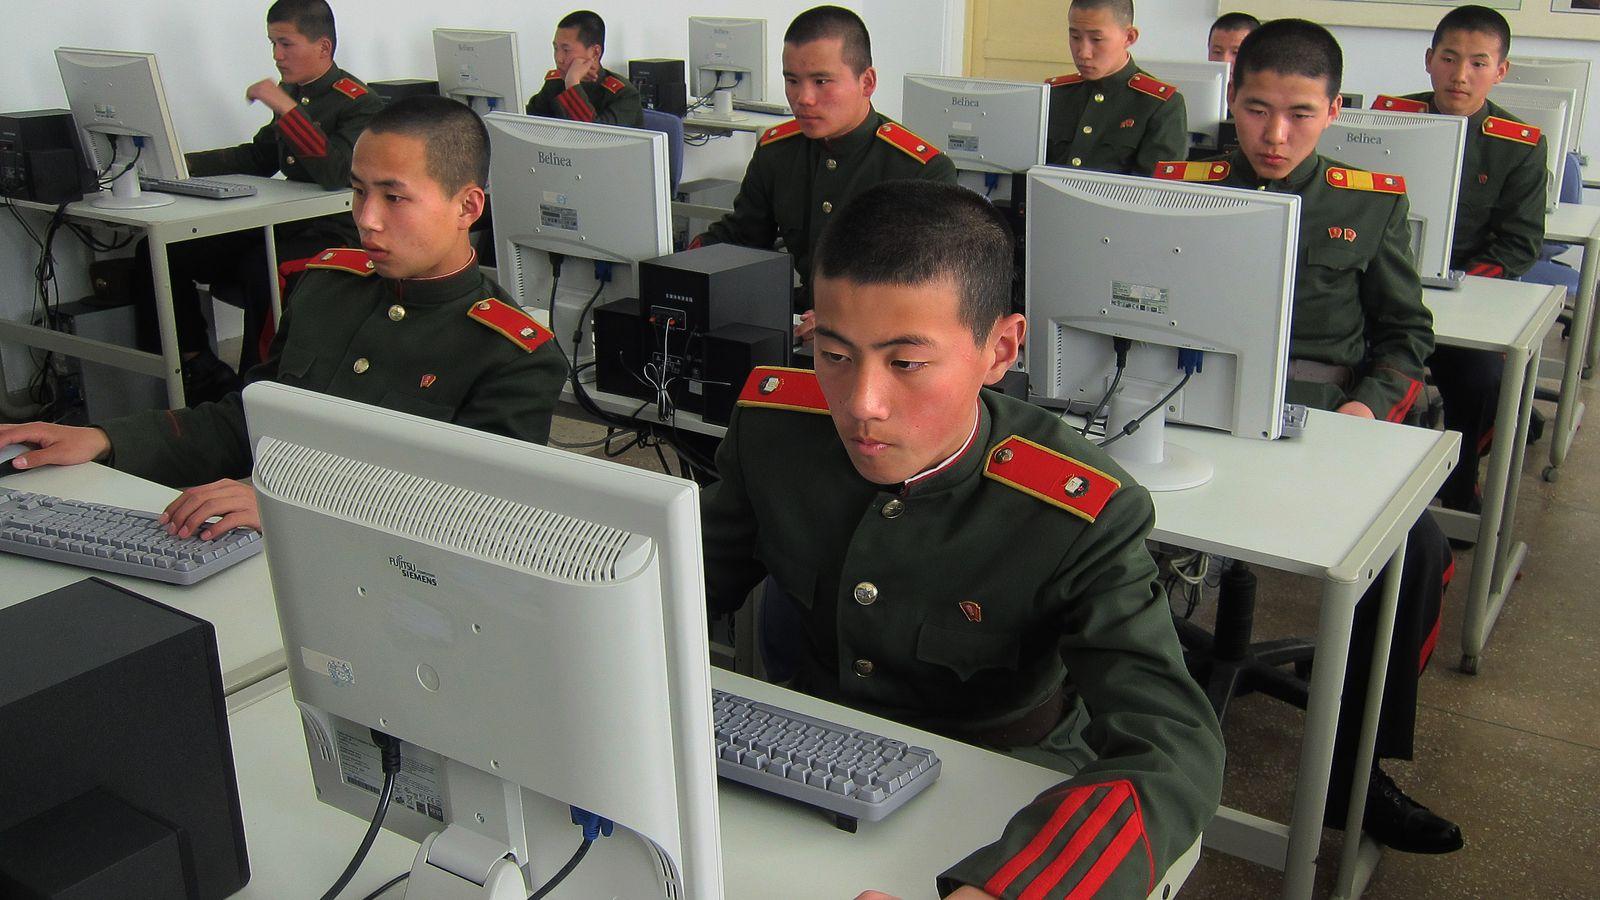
[652,844,682,899]
[1340,112,1424,128]
[254,438,647,583]
[1068,176,1248,211]
[1055,325,1071,394]
[492,115,650,150]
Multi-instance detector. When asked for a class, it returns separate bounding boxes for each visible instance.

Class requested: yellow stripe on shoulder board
[1153,160,1230,182]
[1326,167,1406,195]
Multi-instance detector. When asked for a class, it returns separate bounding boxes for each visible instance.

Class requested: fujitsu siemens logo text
[1345,131,1383,145]
[538,151,574,167]
[389,555,438,586]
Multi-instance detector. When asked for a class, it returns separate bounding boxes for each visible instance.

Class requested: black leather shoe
[1355,767,1464,854]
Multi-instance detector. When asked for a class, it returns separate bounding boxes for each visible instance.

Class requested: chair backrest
[1562,151,1583,206]
[640,108,685,193]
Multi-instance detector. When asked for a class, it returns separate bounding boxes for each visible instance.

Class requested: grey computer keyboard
[732,99,792,116]
[138,176,258,199]
[0,490,264,585]
[712,688,941,831]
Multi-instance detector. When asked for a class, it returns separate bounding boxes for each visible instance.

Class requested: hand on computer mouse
[0,422,111,471]
[1336,400,1376,419]
[161,479,262,541]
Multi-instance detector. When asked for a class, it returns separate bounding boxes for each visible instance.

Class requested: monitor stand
[93,135,174,210]
[1103,385,1213,491]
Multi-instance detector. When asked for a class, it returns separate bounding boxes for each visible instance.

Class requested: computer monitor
[433,28,523,114]
[1025,166,1297,490]
[1140,59,1228,149]
[900,74,1048,178]
[54,47,187,209]
[1505,56,1590,156]
[245,380,722,899]
[1340,92,1364,111]
[484,112,672,366]
[688,17,766,104]
[1316,109,1468,290]
[1490,83,1572,210]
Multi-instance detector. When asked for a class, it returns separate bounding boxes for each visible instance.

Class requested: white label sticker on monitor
[302,647,355,685]
[950,121,974,133]
[541,203,579,231]
[336,727,447,823]
[948,134,980,152]
[1110,280,1169,314]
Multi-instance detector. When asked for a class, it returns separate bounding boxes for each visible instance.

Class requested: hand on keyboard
[161,479,262,540]
[0,422,111,471]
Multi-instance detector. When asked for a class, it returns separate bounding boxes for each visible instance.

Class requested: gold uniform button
[388,305,406,322]
[992,447,1014,465]
[881,499,905,519]
[285,155,296,165]
[854,659,875,677]
[822,201,833,213]
[300,96,311,105]
[1082,125,1093,134]
[1094,92,1105,103]
[826,158,837,170]
[853,581,879,606]
[1070,157,1082,166]
[352,358,370,374]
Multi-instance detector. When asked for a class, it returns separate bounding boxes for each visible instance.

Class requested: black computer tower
[0,578,249,900]
[701,323,789,425]
[372,79,443,104]
[629,59,688,116]
[0,109,95,203]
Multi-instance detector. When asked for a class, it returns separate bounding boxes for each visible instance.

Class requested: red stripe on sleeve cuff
[558,86,596,122]
[277,107,328,157]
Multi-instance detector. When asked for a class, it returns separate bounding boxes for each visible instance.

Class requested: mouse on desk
[0,443,39,476]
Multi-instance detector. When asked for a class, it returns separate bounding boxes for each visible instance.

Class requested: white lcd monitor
[689,17,766,104]
[484,112,672,366]
[434,28,523,114]
[54,47,188,209]
[246,380,723,899]
[1317,109,1468,290]
[1026,167,1297,491]
[1491,83,1572,209]
[900,74,1048,178]
[1140,59,1229,149]
[1505,56,1590,156]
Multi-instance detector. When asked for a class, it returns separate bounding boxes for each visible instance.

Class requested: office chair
[1173,559,1309,720]
[640,108,685,193]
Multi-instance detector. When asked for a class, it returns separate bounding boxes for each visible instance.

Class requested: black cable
[357,872,409,900]
[319,733,403,900]
[98,140,144,187]
[527,838,594,900]
[1082,337,1132,437]
[1099,371,1193,449]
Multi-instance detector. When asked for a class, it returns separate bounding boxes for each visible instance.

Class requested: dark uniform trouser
[1428,346,1503,509]
[1329,511,1452,809]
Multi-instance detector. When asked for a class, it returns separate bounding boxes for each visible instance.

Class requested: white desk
[1425,279,1564,673]
[683,107,788,136]
[224,669,1198,899]
[0,177,352,406]
[0,463,285,695]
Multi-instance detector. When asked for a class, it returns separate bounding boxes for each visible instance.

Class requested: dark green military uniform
[525,67,644,127]
[100,249,568,487]
[697,109,958,309]
[1045,58,1188,175]
[702,368,1223,900]
[1199,150,1435,419]
[1380,93,1547,277]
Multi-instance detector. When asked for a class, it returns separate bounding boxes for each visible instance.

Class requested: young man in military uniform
[0,96,566,542]
[1372,5,1547,511]
[702,180,1223,900]
[1207,12,1259,70]
[693,6,956,316]
[1154,19,1462,854]
[132,0,384,397]
[1044,0,1188,175]
[524,10,643,127]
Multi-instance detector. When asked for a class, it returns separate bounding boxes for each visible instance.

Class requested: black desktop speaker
[629,59,688,116]
[372,79,443,103]
[594,297,650,400]
[701,323,789,426]
[0,578,249,900]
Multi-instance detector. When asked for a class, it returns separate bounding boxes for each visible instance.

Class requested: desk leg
[1332,538,1406,900]
[263,224,283,330]
[1283,575,1363,900]
[1460,344,1535,674]
[1549,267,1590,477]
[148,235,187,407]
[1582,236,1600,380]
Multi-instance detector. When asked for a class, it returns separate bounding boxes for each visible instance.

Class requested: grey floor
[551,325,1600,899]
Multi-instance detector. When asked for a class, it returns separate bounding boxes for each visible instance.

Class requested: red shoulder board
[602,74,627,95]
[736,366,829,415]
[759,119,804,147]
[1153,160,1230,182]
[331,78,368,100]
[1128,73,1177,102]
[467,299,554,353]
[306,247,375,276]
[1484,116,1541,146]
[1326,166,1406,195]
[983,435,1120,523]
[1046,73,1084,87]
[1373,94,1428,113]
[545,69,563,81]
[876,122,940,164]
